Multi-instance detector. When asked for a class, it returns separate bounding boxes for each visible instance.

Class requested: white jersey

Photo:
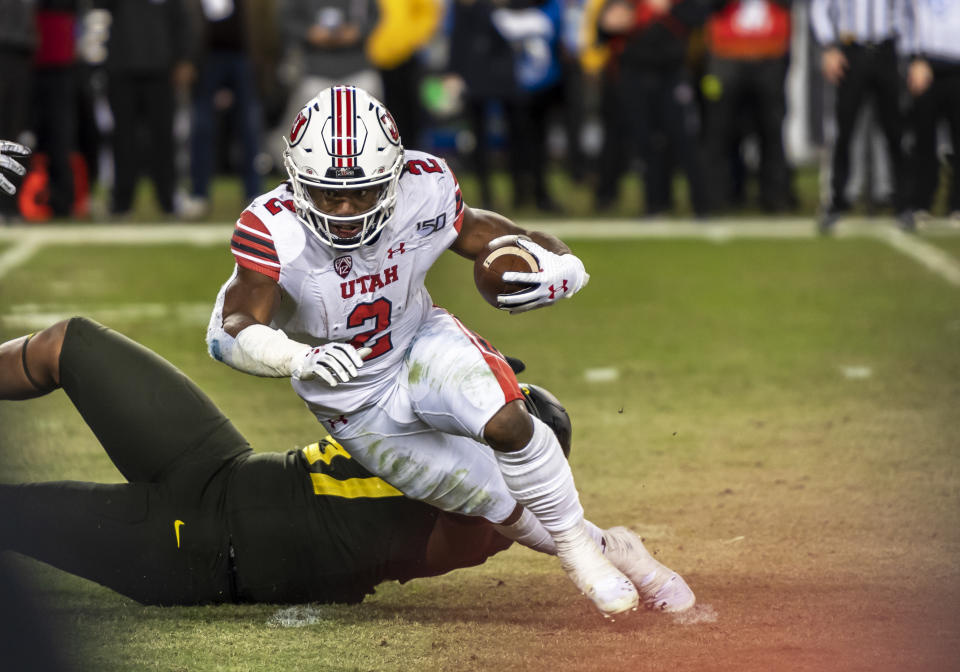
[212,150,466,420]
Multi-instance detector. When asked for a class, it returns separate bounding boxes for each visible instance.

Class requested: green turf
[926,231,960,262]
[1,232,958,671]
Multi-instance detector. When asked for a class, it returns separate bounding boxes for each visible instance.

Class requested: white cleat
[555,523,639,618]
[602,526,696,613]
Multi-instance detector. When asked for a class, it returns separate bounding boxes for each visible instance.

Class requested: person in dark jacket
[700,0,794,214]
[594,0,710,216]
[448,0,521,210]
[810,0,912,233]
[33,0,79,219]
[96,0,196,217]
[902,0,960,220]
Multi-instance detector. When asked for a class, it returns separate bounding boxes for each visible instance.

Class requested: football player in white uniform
[207,86,694,617]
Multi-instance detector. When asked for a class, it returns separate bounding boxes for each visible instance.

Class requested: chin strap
[21,333,45,391]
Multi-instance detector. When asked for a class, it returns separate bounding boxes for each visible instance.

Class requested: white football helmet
[283,85,405,249]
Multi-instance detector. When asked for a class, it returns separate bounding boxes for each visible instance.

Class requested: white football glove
[292,343,370,386]
[497,238,590,313]
[0,140,30,196]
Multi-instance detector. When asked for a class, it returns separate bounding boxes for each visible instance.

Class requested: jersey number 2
[405,158,443,175]
[347,298,392,359]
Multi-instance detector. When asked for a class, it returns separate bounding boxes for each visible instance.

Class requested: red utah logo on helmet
[378,109,401,145]
[289,108,311,147]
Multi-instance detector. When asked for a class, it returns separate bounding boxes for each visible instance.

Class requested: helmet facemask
[282,86,405,250]
[284,148,403,249]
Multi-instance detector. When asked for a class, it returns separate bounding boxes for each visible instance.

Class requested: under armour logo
[387,242,405,259]
[548,280,569,300]
[328,414,349,429]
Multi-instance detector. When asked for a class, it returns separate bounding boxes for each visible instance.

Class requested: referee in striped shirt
[900,0,960,219]
[810,0,912,232]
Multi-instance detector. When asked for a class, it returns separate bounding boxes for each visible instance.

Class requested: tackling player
[206,85,693,617]
[0,318,689,610]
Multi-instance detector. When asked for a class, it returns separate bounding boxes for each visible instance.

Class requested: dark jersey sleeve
[225,438,439,605]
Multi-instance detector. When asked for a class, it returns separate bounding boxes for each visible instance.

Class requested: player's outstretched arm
[213,267,367,385]
[451,206,590,313]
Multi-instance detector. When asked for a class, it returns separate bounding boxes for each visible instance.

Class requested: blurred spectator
[33,0,78,218]
[701,0,793,214]
[901,0,960,219]
[810,0,910,233]
[448,0,565,212]
[594,0,710,216]
[560,0,589,182]
[0,0,37,220]
[844,103,894,212]
[96,0,196,218]
[448,0,520,209]
[182,0,268,220]
[367,0,442,149]
[280,0,381,113]
[580,0,619,208]
[490,0,565,211]
[272,0,380,169]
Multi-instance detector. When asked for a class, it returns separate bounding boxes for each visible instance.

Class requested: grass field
[1,220,959,671]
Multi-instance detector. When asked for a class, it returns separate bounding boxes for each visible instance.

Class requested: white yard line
[869,225,960,288]
[0,238,42,281]
[1,219,959,287]
[0,224,231,281]
[0,224,231,246]
[1,302,213,330]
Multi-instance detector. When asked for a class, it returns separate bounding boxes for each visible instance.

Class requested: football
[473,235,540,308]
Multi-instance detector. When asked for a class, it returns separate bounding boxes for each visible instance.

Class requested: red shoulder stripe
[231,211,280,281]
[236,210,272,237]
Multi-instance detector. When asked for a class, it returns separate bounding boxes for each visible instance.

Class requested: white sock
[494,416,584,534]
[585,520,605,549]
[494,508,557,554]
[495,510,605,556]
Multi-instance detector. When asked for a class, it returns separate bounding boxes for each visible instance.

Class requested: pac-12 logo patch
[289,108,311,146]
[333,255,353,278]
